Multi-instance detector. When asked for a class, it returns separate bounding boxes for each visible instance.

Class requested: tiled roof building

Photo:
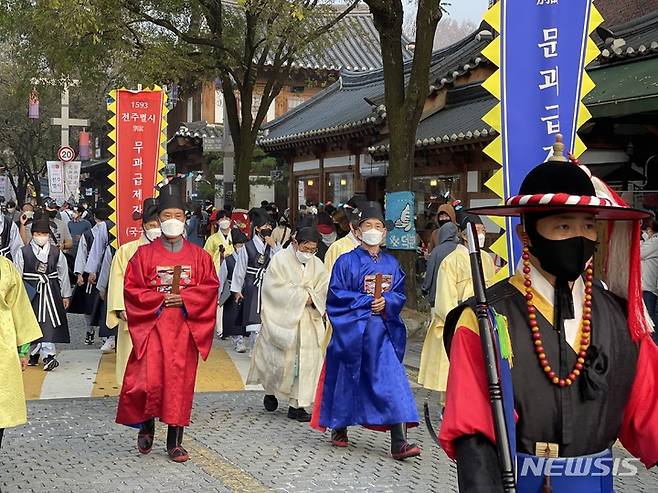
[259,9,658,223]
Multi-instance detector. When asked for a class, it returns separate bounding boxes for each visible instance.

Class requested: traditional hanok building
[259,27,497,223]
[166,3,413,182]
[260,8,658,225]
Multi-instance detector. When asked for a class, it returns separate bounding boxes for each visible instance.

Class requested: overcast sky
[441,0,489,23]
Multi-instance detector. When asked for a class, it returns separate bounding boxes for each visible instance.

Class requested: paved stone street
[2,316,657,492]
[3,390,658,492]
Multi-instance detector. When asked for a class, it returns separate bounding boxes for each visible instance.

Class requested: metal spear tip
[466,222,479,255]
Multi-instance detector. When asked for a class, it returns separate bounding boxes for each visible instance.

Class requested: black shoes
[287,407,312,422]
[263,394,278,412]
[390,423,421,460]
[331,428,349,447]
[85,331,95,345]
[27,353,40,366]
[391,442,422,460]
[137,432,154,454]
[166,426,189,463]
[43,355,59,371]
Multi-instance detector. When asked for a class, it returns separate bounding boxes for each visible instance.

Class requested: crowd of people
[0,188,423,463]
[2,149,657,490]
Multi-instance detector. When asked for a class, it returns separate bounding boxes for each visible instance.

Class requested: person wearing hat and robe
[315,211,336,261]
[115,184,218,463]
[438,149,658,491]
[32,199,72,252]
[15,218,73,371]
[218,230,249,353]
[96,242,117,353]
[418,215,495,394]
[73,205,113,346]
[204,210,236,270]
[106,198,162,385]
[321,199,365,350]
[231,208,281,345]
[0,255,42,450]
[0,203,24,261]
[311,201,421,460]
[323,196,366,275]
[247,226,329,421]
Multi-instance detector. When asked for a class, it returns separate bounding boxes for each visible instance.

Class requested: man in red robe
[116,184,219,463]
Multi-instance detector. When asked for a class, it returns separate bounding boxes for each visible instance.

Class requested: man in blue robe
[311,201,421,460]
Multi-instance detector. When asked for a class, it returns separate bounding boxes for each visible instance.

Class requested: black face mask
[259,228,272,238]
[47,210,57,219]
[528,233,597,282]
[437,219,451,227]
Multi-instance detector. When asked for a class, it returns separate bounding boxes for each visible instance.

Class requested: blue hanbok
[311,247,419,431]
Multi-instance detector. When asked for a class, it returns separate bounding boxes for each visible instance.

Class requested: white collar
[31,240,51,263]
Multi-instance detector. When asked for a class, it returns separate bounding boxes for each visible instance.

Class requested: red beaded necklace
[521,244,592,388]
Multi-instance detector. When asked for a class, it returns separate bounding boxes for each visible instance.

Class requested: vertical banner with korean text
[480,0,603,280]
[47,161,65,200]
[107,88,168,247]
[47,161,81,203]
[385,191,417,250]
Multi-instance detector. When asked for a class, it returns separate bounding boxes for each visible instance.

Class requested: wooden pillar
[288,154,296,229]
[317,146,326,204]
[350,142,364,194]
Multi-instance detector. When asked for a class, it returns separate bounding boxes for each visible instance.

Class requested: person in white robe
[246,227,329,422]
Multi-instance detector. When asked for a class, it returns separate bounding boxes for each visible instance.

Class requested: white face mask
[7,207,15,213]
[144,227,162,241]
[219,219,231,231]
[24,210,34,219]
[361,228,385,246]
[478,233,486,249]
[33,236,49,247]
[295,250,315,264]
[321,231,337,245]
[160,219,185,238]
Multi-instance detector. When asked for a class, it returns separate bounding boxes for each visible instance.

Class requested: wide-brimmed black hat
[131,198,158,222]
[31,218,51,234]
[250,207,272,228]
[355,201,385,225]
[231,229,248,245]
[459,213,483,230]
[468,159,648,220]
[94,205,112,221]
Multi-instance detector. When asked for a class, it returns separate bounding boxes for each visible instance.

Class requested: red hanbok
[116,240,219,427]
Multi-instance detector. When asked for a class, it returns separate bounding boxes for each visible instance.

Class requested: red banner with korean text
[107,88,167,247]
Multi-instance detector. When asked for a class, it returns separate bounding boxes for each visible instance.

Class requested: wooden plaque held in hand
[171,265,182,294]
[374,273,383,299]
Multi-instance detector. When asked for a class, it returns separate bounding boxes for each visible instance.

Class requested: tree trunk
[366,0,442,309]
[387,108,419,307]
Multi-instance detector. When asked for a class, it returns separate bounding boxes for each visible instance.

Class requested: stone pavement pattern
[2,390,657,492]
[3,315,657,492]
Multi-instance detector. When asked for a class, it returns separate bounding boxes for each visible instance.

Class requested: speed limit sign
[57,146,76,162]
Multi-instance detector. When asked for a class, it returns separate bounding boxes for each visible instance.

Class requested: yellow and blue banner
[481,0,603,280]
